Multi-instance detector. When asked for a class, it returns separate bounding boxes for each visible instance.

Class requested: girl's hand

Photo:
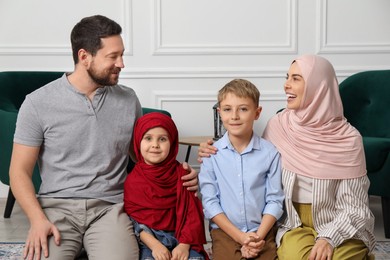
[171,243,190,260]
[151,243,171,260]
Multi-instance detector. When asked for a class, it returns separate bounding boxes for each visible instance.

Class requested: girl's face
[140,127,170,165]
[285,62,305,110]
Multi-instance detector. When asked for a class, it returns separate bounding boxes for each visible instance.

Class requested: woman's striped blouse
[276,169,376,252]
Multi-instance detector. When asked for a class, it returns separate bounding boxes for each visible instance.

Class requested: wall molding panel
[152,0,298,55]
[151,90,285,109]
[153,90,217,110]
[120,65,390,80]
[0,0,389,190]
[317,0,390,54]
[0,0,133,56]
[121,67,288,79]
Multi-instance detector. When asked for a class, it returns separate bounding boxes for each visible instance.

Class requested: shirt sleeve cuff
[316,236,335,248]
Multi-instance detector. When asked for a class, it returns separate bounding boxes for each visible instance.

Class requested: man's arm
[9,143,60,260]
[180,162,199,192]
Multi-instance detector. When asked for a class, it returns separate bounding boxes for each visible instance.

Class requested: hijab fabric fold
[123,112,207,257]
[263,55,366,179]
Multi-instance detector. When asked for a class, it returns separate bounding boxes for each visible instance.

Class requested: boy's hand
[197,139,217,163]
[241,245,259,259]
[240,233,264,258]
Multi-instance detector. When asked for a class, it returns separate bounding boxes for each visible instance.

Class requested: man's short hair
[70,15,122,64]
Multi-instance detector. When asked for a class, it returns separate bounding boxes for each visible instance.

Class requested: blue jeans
[131,218,205,260]
[140,243,204,260]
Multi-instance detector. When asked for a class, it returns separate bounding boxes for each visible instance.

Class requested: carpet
[375,241,390,260]
[1,241,390,259]
[0,242,24,260]
[0,242,88,260]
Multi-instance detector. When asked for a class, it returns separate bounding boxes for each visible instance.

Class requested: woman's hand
[197,139,217,163]
[308,238,334,260]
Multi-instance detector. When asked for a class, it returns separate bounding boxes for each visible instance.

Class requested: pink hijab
[263,55,366,179]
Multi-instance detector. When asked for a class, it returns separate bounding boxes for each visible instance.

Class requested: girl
[124,112,208,260]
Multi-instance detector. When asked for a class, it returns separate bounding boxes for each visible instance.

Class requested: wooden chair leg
[3,188,16,218]
[382,196,390,239]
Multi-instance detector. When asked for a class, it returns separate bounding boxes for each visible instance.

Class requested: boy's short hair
[218,79,260,107]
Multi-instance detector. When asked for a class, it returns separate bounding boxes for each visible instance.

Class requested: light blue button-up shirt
[199,132,284,232]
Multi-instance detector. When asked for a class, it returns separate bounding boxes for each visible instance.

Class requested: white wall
[1,0,390,197]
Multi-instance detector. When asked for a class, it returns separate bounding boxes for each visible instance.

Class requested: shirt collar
[218,131,261,154]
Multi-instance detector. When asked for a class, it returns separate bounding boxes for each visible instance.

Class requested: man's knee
[83,205,139,259]
[42,237,83,260]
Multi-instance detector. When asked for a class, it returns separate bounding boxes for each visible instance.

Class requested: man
[9,15,198,260]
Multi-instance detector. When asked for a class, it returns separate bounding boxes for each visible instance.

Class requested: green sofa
[0,71,170,218]
[0,71,63,218]
[339,70,390,238]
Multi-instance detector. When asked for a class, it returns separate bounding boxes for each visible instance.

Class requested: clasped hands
[240,232,265,259]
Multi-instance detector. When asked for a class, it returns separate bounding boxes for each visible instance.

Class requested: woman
[263,54,375,260]
[199,55,376,259]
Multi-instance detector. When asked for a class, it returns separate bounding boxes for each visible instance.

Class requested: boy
[199,79,284,260]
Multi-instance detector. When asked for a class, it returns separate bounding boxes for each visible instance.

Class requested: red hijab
[124,112,207,257]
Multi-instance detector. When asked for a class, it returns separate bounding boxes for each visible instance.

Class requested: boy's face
[218,93,261,139]
[140,127,171,165]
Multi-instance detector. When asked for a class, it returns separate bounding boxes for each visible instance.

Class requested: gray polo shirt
[14,74,142,203]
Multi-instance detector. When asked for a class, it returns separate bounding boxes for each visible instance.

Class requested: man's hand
[24,219,60,260]
[197,139,217,163]
[308,238,334,260]
[181,162,198,193]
